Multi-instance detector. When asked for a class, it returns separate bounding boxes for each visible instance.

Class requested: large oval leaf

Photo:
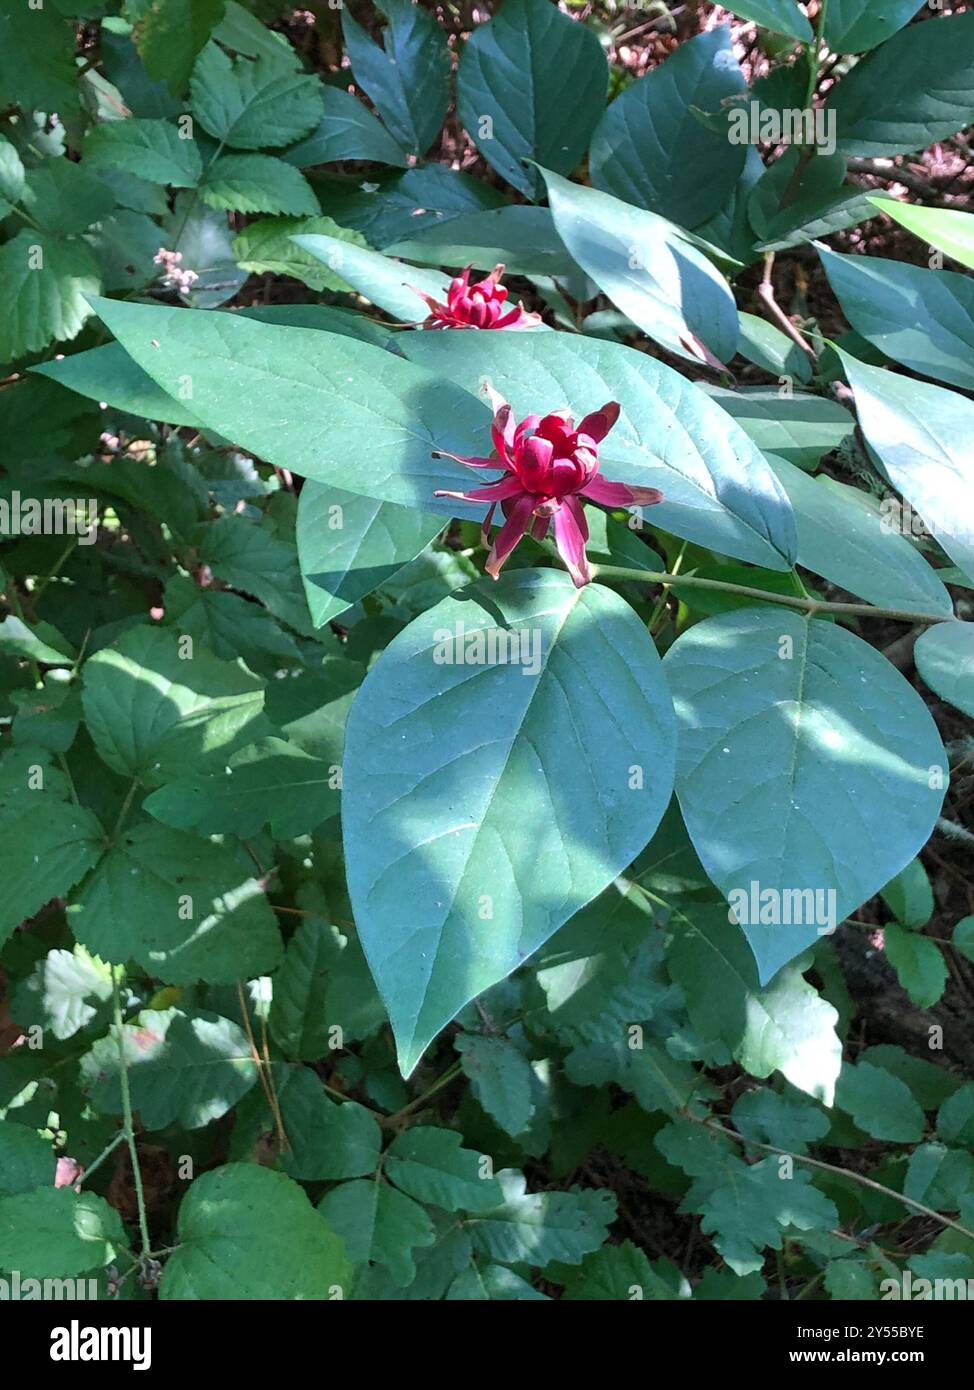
[663,609,947,982]
[839,350,974,585]
[915,622,974,720]
[401,329,797,571]
[83,296,491,521]
[539,168,739,366]
[342,569,677,1075]
[590,28,747,228]
[456,0,608,199]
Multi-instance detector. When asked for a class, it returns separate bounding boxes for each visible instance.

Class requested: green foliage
[1,0,971,1309]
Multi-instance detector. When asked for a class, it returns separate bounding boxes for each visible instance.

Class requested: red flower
[417,264,541,331]
[434,387,663,587]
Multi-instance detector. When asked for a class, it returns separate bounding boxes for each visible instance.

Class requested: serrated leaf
[465,1170,615,1267]
[161,1164,350,1298]
[880,859,934,930]
[69,823,282,983]
[80,1007,256,1130]
[200,153,318,214]
[663,609,947,982]
[835,1060,926,1142]
[83,117,203,187]
[668,903,841,1103]
[0,1189,124,1279]
[256,1066,381,1181]
[0,1120,53,1196]
[81,625,266,786]
[231,215,369,291]
[0,232,101,361]
[129,0,225,93]
[190,41,323,149]
[563,1240,689,1300]
[317,1179,435,1287]
[15,945,113,1042]
[385,1126,503,1212]
[343,569,676,1075]
[883,924,947,1010]
[455,1033,535,1139]
[143,736,338,839]
[456,0,608,199]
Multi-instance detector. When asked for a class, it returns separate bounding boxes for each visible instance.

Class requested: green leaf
[80,1007,257,1130]
[839,350,974,585]
[727,2,812,40]
[819,245,974,391]
[905,1143,974,1212]
[385,1126,504,1212]
[15,945,113,1042]
[69,823,282,983]
[0,614,75,665]
[401,330,798,571]
[825,0,926,54]
[539,167,739,366]
[868,198,974,272]
[0,1120,53,1196]
[83,117,203,188]
[829,13,974,156]
[283,86,410,168]
[668,904,842,1103]
[0,4,79,124]
[562,1239,688,1300]
[937,1084,974,1147]
[161,1164,350,1298]
[880,859,934,929]
[465,1170,615,1268]
[34,343,201,427]
[231,214,369,291]
[296,483,442,627]
[767,454,954,617]
[914,622,974,720]
[84,295,490,522]
[342,0,450,157]
[196,512,315,637]
[190,41,323,148]
[81,625,266,786]
[387,205,577,279]
[269,916,385,1060]
[0,232,101,361]
[663,609,947,982]
[693,1156,837,1276]
[590,28,747,227]
[22,158,114,235]
[143,736,338,839]
[731,1087,830,1154]
[456,0,608,199]
[164,193,247,308]
[748,150,875,253]
[312,164,506,251]
[317,1179,435,1288]
[705,386,853,471]
[128,0,226,94]
[455,1033,535,1140]
[0,768,104,949]
[343,569,676,1075]
[883,924,947,1010]
[0,1189,124,1278]
[835,1060,926,1142]
[200,153,318,214]
[737,313,812,384]
[0,135,25,210]
[291,232,449,321]
[260,1066,381,1181]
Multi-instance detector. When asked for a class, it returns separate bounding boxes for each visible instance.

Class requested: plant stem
[78,1130,126,1187]
[590,563,959,627]
[111,969,152,1259]
[388,1060,463,1124]
[111,778,141,841]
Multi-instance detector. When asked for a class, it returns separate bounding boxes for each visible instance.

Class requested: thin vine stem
[111,969,152,1259]
[590,563,960,627]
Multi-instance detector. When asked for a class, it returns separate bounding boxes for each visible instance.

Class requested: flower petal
[577,401,621,444]
[485,492,536,579]
[553,496,591,587]
[434,475,525,505]
[431,448,499,470]
[580,476,664,509]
